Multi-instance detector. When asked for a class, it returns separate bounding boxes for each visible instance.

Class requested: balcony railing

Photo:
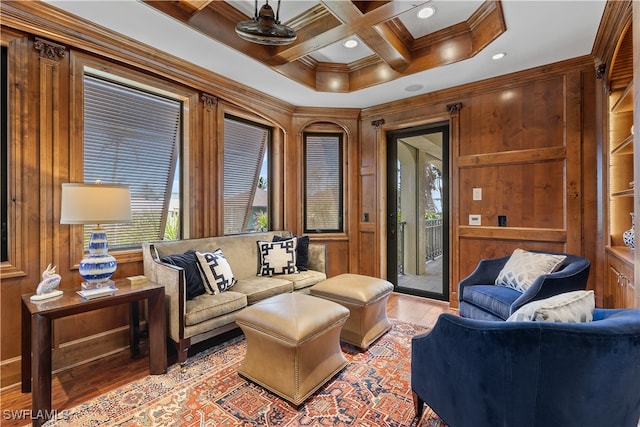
[424,217,443,261]
[398,217,443,274]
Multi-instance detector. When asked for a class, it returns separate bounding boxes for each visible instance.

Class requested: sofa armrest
[511,256,591,313]
[142,243,186,343]
[458,256,509,302]
[307,243,327,275]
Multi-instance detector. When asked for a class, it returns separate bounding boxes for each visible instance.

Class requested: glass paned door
[387,123,449,300]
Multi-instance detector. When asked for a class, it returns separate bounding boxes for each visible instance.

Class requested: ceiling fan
[235,0,297,46]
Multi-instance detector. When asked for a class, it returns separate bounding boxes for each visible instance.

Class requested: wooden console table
[21,280,167,426]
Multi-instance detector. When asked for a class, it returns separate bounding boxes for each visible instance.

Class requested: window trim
[303,131,344,234]
[0,33,29,279]
[70,52,197,266]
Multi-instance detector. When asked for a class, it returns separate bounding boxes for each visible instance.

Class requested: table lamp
[60,182,132,289]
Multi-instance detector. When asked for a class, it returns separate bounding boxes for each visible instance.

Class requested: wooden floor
[0,292,454,427]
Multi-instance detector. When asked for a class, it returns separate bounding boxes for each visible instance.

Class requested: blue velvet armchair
[411,309,640,427]
[458,252,591,320]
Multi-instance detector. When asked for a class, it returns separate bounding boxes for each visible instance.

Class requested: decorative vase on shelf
[623,212,635,250]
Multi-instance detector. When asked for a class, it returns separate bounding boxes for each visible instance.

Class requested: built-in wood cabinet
[605,248,635,308]
[603,16,636,308]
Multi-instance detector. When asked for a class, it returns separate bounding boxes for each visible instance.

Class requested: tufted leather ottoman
[310,273,393,350]
[235,292,349,405]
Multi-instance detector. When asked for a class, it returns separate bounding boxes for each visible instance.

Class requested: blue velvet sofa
[411,308,640,427]
[458,252,591,320]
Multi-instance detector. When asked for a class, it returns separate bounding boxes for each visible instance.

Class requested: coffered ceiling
[43,0,607,108]
[144,0,505,94]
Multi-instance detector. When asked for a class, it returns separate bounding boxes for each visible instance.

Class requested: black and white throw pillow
[196,249,237,294]
[257,238,297,276]
[273,235,309,271]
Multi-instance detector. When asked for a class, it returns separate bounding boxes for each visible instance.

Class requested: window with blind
[223,115,270,235]
[83,74,182,249]
[304,133,343,233]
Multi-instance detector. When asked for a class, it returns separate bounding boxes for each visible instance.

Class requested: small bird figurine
[36,264,62,296]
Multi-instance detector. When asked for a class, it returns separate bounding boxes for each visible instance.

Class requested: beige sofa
[142,231,327,363]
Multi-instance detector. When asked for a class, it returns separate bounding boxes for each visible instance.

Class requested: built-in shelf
[611,134,634,155]
[611,81,633,113]
[611,188,635,198]
[604,19,635,309]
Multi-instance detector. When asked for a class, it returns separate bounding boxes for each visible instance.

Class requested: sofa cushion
[232,276,294,305]
[257,238,297,276]
[462,284,520,320]
[278,269,327,291]
[184,291,247,326]
[495,248,566,292]
[506,290,595,323]
[160,250,205,300]
[196,249,237,294]
[273,235,309,271]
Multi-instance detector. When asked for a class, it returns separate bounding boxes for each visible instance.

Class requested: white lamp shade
[60,183,132,224]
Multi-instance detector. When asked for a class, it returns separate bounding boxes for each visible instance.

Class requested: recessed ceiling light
[417,6,436,19]
[492,52,507,60]
[343,39,358,49]
[405,84,424,92]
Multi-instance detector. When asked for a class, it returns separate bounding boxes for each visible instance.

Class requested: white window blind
[304,133,343,232]
[223,116,270,235]
[83,74,181,248]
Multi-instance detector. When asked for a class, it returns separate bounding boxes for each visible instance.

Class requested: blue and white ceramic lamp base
[80,231,118,289]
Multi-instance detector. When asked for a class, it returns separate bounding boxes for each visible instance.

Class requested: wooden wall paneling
[564,71,585,255]
[272,126,286,233]
[1,34,30,280]
[290,108,360,275]
[0,33,39,389]
[198,93,218,238]
[447,103,461,306]
[459,161,566,229]
[182,92,202,238]
[460,77,565,155]
[577,68,599,295]
[35,37,71,363]
[35,37,69,282]
[346,114,360,274]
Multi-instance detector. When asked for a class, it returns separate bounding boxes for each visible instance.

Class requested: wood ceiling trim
[180,0,214,13]
[144,0,506,93]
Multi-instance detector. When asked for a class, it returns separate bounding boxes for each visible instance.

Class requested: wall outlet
[472,188,482,201]
[469,214,481,226]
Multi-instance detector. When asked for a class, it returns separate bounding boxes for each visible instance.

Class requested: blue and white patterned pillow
[506,290,595,322]
[257,238,297,276]
[495,248,566,292]
[195,249,237,294]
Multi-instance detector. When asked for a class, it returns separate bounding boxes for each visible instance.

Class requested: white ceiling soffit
[43,0,606,109]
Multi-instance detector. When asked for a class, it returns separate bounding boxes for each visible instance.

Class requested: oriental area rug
[44,320,445,427]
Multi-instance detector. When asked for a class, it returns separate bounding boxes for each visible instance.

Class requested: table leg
[147,289,167,375]
[21,301,32,393]
[129,301,140,358]
[31,314,52,427]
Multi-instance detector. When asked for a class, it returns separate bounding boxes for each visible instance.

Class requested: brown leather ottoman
[235,292,349,406]
[310,273,393,350]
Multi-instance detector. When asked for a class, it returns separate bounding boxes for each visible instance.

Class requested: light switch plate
[469,214,481,226]
[472,188,482,200]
